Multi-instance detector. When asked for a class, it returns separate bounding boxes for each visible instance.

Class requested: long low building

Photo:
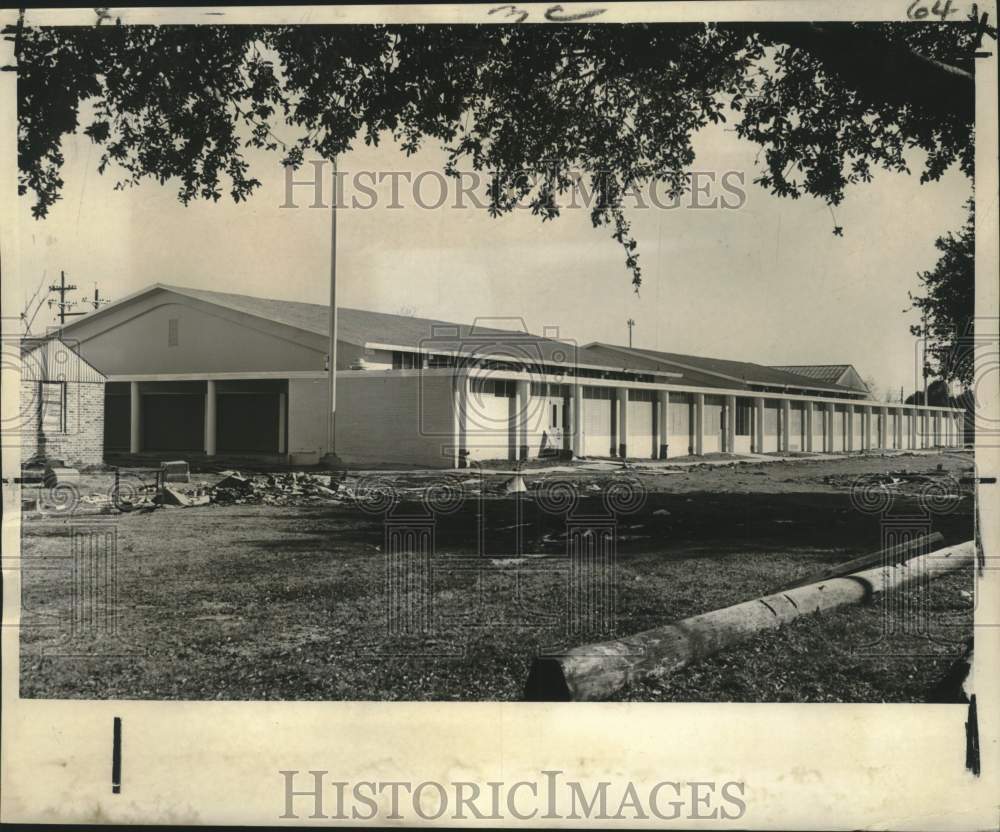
[57,283,965,468]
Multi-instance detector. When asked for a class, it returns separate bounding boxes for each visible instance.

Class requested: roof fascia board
[62,286,330,354]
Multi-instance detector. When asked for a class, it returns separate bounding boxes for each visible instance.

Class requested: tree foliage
[909,198,975,387]
[9,21,977,289]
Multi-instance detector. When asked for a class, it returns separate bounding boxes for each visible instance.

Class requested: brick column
[617,388,630,458]
[129,381,141,454]
[204,379,217,457]
[657,389,669,459]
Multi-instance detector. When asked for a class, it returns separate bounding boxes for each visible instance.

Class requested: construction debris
[161,460,191,483]
[209,471,346,506]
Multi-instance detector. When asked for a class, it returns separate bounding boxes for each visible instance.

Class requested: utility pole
[626,318,635,348]
[322,159,340,467]
[90,283,110,310]
[48,270,85,326]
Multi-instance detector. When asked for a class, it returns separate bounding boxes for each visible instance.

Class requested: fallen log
[524,540,975,702]
[778,532,943,591]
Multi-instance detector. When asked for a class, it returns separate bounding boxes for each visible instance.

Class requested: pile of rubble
[206,470,345,506]
[157,470,347,508]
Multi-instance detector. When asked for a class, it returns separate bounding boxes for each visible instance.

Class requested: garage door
[627,392,656,459]
[813,407,826,452]
[142,392,205,451]
[833,408,846,452]
[788,405,804,452]
[703,396,723,454]
[583,389,614,458]
[217,392,281,453]
[466,382,515,462]
[104,385,130,451]
[667,396,691,457]
[764,402,780,453]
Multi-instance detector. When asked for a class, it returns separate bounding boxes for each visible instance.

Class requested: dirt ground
[17,449,977,702]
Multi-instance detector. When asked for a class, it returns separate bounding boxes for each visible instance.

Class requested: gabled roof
[771,364,869,393]
[584,343,860,395]
[20,336,106,383]
[61,283,672,377]
[771,364,849,383]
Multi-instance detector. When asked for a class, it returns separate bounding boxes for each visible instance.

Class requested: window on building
[168,318,179,347]
[39,382,65,433]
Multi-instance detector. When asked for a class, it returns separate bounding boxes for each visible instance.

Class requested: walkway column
[754,397,765,453]
[657,389,669,459]
[694,393,705,456]
[825,402,835,452]
[726,395,737,454]
[617,387,629,458]
[570,384,583,457]
[879,406,888,449]
[895,407,903,449]
[909,409,916,449]
[204,380,217,456]
[846,404,855,452]
[129,381,141,454]
[453,371,469,468]
[861,406,869,451]
[780,399,791,453]
[277,391,286,455]
[516,379,530,460]
[805,401,814,452]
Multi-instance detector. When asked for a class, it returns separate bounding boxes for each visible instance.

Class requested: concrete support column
[453,371,469,468]
[657,389,670,459]
[825,403,835,453]
[731,398,738,453]
[277,391,287,455]
[879,406,889,449]
[895,407,903,449]
[754,397,765,453]
[570,385,583,457]
[780,399,791,453]
[909,409,916,449]
[129,381,141,454]
[846,404,855,452]
[204,380,217,457]
[862,407,871,452]
[617,388,629,459]
[516,379,530,461]
[805,401,814,452]
[694,393,705,457]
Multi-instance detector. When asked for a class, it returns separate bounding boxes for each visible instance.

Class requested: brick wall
[19,380,105,466]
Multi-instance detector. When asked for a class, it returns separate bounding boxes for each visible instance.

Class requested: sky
[17,113,971,399]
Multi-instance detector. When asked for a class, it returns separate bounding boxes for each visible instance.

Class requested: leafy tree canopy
[9,21,977,287]
[909,198,974,386]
